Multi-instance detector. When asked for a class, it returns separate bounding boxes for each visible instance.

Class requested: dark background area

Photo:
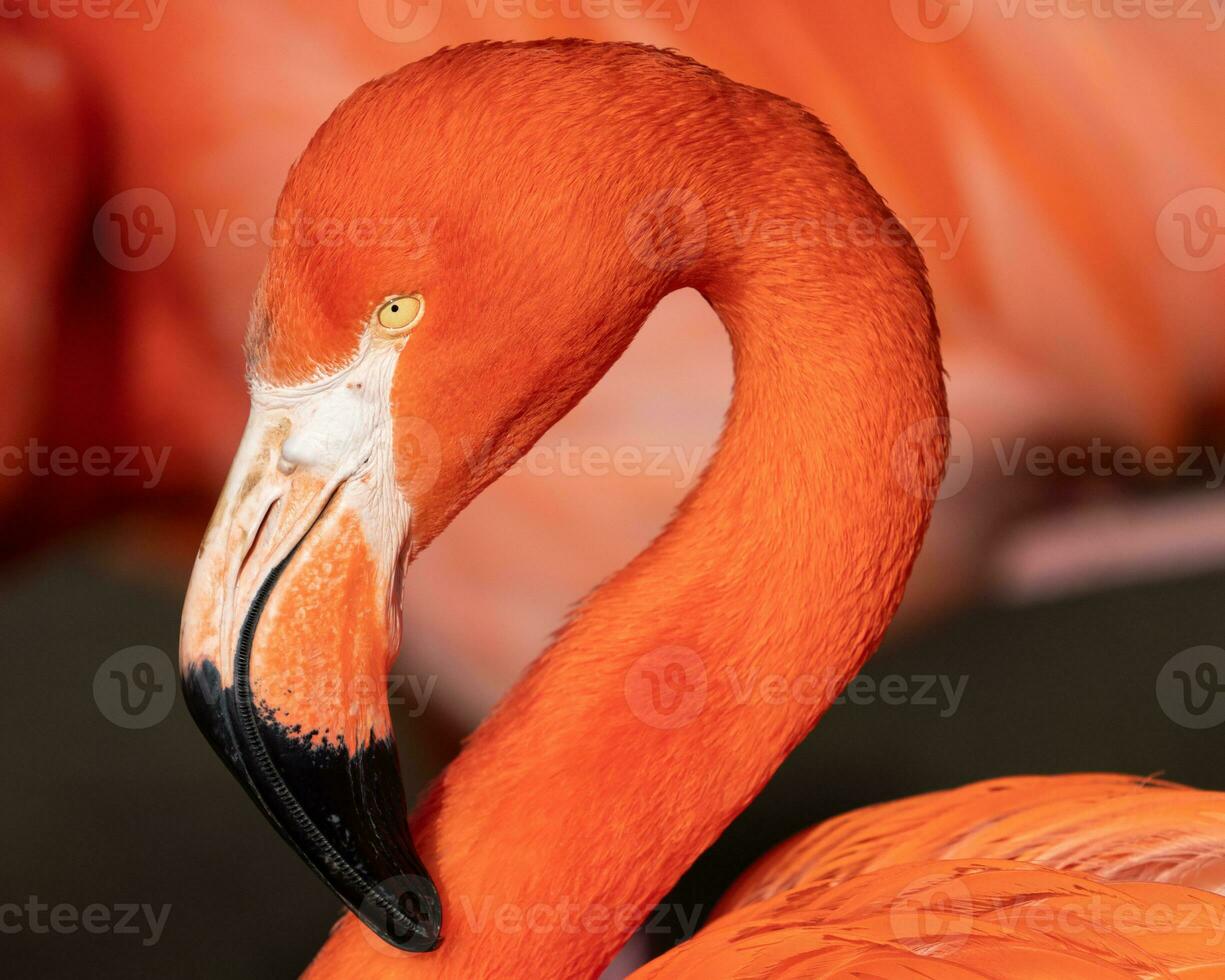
[5,535,1221,977]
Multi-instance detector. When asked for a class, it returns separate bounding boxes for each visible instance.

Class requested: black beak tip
[358,873,443,952]
[181,544,444,955]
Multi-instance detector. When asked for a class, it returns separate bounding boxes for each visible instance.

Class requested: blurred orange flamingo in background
[176,40,1225,978]
[4,2,1225,728]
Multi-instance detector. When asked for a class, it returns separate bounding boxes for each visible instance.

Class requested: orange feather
[636,860,1225,978]
[718,774,1225,916]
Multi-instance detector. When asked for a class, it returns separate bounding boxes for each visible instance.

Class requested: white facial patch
[247,326,413,550]
[180,307,422,685]
[262,336,400,479]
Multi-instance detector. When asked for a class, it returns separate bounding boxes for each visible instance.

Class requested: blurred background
[3,1,1224,976]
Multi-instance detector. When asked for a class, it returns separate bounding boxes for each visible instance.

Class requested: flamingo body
[718,774,1225,916]
[173,39,1225,978]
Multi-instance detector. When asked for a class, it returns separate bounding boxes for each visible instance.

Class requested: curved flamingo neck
[309,110,947,980]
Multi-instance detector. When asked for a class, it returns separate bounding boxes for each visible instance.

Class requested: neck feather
[309,125,947,980]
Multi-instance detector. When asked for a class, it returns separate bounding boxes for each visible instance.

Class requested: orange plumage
[170,40,1222,979]
[639,859,1225,978]
[718,774,1225,916]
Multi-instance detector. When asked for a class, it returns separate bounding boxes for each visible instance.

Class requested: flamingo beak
[178,337,441,953]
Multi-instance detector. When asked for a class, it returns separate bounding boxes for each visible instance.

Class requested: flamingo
[11,4,1225,721]
[178,40,1225,977]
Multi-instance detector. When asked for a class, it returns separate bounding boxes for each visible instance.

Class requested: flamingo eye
[376,294,424,333]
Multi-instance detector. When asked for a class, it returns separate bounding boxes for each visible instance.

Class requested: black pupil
[391,305,399,312]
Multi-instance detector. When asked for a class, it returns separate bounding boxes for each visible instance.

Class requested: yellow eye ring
[376,294,424,333]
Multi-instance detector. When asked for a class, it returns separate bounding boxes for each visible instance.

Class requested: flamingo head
[178,41,692,952]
